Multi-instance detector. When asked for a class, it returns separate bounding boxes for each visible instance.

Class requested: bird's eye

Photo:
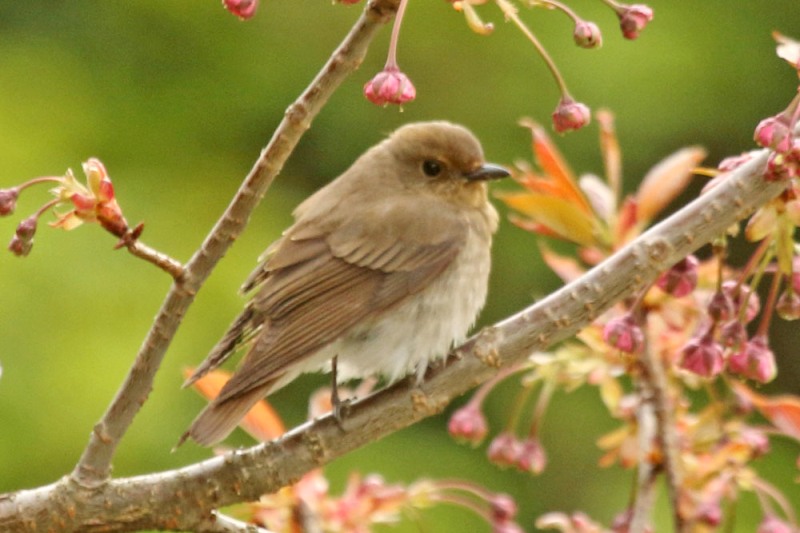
[422,159,442,177]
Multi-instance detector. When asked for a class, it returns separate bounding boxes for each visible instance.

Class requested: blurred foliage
[0,1,799,531]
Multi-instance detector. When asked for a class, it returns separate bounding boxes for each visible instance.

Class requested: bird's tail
[177,383,272,447]
[183,306,261,389]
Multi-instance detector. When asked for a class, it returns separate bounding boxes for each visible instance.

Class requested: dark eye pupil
[422,160,442,177]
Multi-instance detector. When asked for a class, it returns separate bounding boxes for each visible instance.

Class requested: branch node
[472,326,504,368]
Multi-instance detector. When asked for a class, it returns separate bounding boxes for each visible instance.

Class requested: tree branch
[0,144,786,531]
[70,0,401,487]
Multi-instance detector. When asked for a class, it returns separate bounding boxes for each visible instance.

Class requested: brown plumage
[181,121,509,446]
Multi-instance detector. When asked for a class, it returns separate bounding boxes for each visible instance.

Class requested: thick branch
[0,147,785,532]
[70,0,401,487]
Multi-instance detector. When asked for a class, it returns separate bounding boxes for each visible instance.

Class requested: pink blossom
[706,291,734,321]
[0,188,18,216]
[8,234,32,257]
[573,21,602,49]
[223,0,258,19]
[363,67,416,106]
[516,437,547,474]
[487,432,524,468]
[603,314,645,353]
[679,333,724,377]
[656,255,699,297]
[489,494,518,523]
[728,335,777,383]
[617,4,654,40]
[448,403,488,446]
[754,116,794,152]
[552,96,591,133]
[719,320,747,349]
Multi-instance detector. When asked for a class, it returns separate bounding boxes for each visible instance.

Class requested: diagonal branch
[71,0,402,487]
[0,143,786,532]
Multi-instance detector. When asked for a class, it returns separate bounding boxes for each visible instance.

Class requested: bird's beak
[464,163,511,181]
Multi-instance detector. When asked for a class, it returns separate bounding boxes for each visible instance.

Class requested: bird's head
[384,121,509,207]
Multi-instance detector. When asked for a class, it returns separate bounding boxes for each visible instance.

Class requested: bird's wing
[213,203,467,404]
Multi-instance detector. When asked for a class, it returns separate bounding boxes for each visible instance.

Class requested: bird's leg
[330,355,348,427]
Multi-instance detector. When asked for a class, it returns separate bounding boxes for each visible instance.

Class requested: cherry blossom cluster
[0,158,137,257]
[449,58,800,528]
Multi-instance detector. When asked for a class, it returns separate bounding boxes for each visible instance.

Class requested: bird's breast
[328,215,494,383]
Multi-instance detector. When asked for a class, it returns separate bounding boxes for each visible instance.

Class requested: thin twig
[0,142,787,533]
[120,232,186,280]
[71,0,402,487]
[630,366,659,533]
[636,341,687,532]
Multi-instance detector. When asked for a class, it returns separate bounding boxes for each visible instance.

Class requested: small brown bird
[181,121,509,446]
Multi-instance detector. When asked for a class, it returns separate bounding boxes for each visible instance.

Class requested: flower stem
[385,0,409,69]
[496,0,570,96]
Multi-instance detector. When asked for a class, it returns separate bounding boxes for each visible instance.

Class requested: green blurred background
[1,1,799,531]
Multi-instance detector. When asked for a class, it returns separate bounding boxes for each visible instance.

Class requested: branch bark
[70,0,401,487]
[0,145,786,531]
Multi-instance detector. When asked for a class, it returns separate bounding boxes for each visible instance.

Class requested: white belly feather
[283,215,494,387]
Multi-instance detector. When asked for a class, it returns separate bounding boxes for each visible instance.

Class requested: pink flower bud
[728,335,777,383]
[679,333,724,377]
[656,255,699,297]
[552,97,591,133]
[719,320,747,349]
[223,0,258,20]
[448,403,488,446]
[487,432,523,468]
[707,291,734,322]
[722,281,760,323]
[9,235,32,256]
[573,21,602,49]
[617,4,654,40]
[490,494,518,522]
[363,67,416,106]
[754,116,794,152]
[0,187,19,216]
[15,216,37,241]
[603,315,645,353]
[516,437,547,474]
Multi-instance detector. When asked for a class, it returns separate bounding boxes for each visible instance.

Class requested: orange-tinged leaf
[517,174,576,199]
[519,118,592,213]
[539,242,586,282]
[184,367,285,441]
[614,196,639,244]
[636,146,707,223]
[499,191,596,246]
[508,215,561,239]
[732,381,800,441]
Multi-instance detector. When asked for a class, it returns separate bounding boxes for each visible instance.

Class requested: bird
[180,121,509,446]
